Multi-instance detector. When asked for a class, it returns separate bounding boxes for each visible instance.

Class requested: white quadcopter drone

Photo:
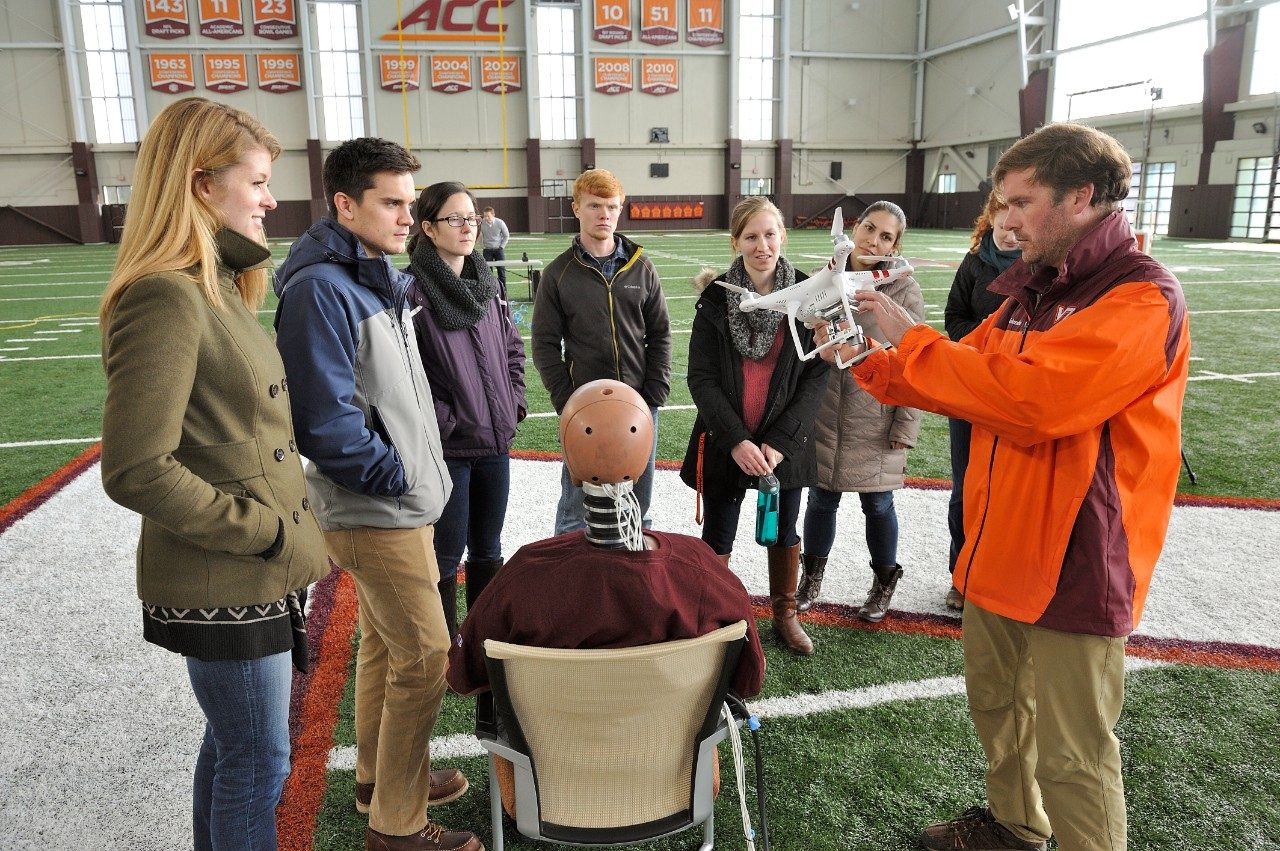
[717,208,914,368]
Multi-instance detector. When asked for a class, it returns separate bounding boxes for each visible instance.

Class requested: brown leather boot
[365,822,483,851]
[767,542,813,655]
[858,562,903,623]
[796,553,827,612]
[355,769,470,813]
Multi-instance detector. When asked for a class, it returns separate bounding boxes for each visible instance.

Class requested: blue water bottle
[755,474,780,546]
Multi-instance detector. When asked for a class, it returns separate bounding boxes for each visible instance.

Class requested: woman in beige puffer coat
[798,201,925,623]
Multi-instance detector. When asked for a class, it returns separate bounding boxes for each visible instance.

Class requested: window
[741,177,773,195]
[79,0,136,144]
[1250,4,1279,96]
[1052,0,1206,120]
[536,6,577,141]
[738,0,775,141]
[315,2,364,141]
[936,173,957,194]
[1126,161,1174,235]
[1230,157,1279,240]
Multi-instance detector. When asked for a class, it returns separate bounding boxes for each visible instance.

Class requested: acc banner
[592,0,631,44]
[251,0,296,39]
[430,55,472,93]
[593,57,632,95]
[640,57,679,95]
[640,0,677,45]
[687,0,724,46]
[204,54,248,93]
[380,56,421,92]
[199,0,244,38]
[149,53,195,93]
[142,0,189,39]
[258,53,302,92]
[480,56,521,93]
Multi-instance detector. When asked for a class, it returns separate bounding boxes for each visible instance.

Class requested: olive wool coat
[813,272,925,493]
[101,229,329,609]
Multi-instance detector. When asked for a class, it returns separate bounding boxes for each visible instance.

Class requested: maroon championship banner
[592,0,631,44]
[198,0,245,39]
[258,53,302,92]
[640,0,677,45]
[480,56,521,94]
[143,0,190,39]
[252,0,296,39]
[593,57,632,95]
[640,57,679,95]
[687,0,724,47]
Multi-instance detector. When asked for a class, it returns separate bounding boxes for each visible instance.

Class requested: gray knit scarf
[725,255,797,360]
[408,238,499,331]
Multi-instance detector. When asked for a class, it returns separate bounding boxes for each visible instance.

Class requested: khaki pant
[325,526,451,836]
[963,604,1127,851]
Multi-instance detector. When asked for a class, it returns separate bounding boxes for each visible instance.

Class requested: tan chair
[479,621,749,851]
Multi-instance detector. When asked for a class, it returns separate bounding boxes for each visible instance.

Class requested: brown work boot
[366,822,483,851]
[857,562,902,623]
[766,542,814,655]
[919,807,1047,850]
[796,553,827,612]
[355,769,470,813]
[945,585,965,611]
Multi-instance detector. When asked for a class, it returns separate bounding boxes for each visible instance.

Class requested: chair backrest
[483,621,747,832]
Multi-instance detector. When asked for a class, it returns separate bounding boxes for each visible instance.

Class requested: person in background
[479,206,510,286]
[405,182,527,637]
[100,96,329,851]
[797,201,924,624]
[819,122,1190,851]
[941,191,1021,611]
[274,138,481,851]
[680,196,828,656]
[532,167,672,535]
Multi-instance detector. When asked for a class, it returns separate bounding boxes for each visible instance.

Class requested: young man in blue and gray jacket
[274,138,483,851]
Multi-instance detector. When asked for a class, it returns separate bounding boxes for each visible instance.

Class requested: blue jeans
[701,486,803,555]
[803,487,899,567]
[554,406,659,535]
[187,650,292,851]
[947,417,972,573]
[435,453,511,580]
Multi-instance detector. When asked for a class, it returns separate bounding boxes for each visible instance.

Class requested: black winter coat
[944,250,1009,342]
[679,271,829,499]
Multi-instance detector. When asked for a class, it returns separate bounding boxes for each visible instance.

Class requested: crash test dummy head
[559,380,653,550]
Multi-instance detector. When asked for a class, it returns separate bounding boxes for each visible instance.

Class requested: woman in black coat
[941,190,1021,610]
[680,197,829,655]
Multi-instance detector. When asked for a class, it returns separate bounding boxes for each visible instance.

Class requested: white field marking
[523,404,697,419]
[0,437,99,449]
[6,338,54,343]
[0,354,100,362]
[0,347,29,352]
[59,320,99,326]
[325,659,1170,770]
[0,259,51,266]
[1190,356,1205,361]
[0,316,97,327]
[1204,242,1280,254]
[644,247,722,266]
[34,329,82,334]
[0,295,100,302]
[1188,308,1280,316]
[1188,371,1280,383]
[1168,266,1226,273]
[0,281,105,289]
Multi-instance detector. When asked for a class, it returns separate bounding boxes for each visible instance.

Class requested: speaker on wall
[830,161,843,180]
[650,162,670,178]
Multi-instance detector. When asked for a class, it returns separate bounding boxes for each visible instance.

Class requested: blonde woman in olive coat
[100,98,327,851]
[798,201,925,624]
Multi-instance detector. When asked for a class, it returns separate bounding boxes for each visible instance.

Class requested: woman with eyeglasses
[405,182,527,635]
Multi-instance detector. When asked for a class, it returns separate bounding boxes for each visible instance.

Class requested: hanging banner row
[143,0,297,40]
[593,0,722,46]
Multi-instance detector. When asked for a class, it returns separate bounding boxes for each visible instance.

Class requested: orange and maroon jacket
[853,212,1189,636]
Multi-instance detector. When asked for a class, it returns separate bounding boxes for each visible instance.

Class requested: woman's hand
[731,440,772,478]
[761,443,784,470]
[814,321,867,366]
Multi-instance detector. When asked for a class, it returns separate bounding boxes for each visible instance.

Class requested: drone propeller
[830,208,845,242]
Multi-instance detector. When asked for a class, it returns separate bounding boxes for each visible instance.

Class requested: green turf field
[1,228,1278,505]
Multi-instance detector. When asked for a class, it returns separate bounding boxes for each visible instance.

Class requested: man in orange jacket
[822,123,1189,851]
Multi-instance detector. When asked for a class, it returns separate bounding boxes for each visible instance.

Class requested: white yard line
[0,438,99,449]
[33,329,82,334]
[1188,371,1280,382]
[0,295,100,302]
[0,354,100,362]
[5,337,54,343]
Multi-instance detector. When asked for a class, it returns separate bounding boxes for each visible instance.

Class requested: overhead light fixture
[1254,121,1268,135]
[1007,3,1019,21]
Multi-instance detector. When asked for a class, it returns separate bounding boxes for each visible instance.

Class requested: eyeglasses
[434,214,480,228]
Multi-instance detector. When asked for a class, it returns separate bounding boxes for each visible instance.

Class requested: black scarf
[408,238,499,331]
[725,255,797,360]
